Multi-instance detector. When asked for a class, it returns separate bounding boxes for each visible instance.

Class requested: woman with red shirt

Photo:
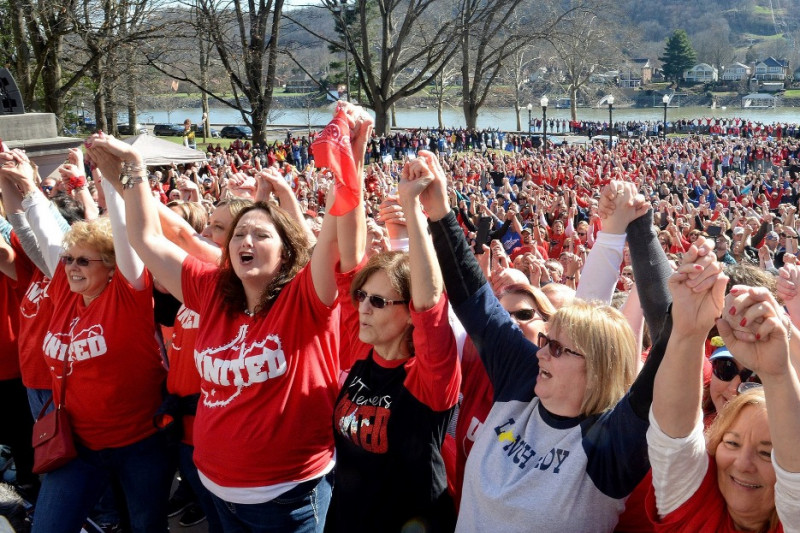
[648,270,800,532]
[86,104,372,532]
[0,148,171,533]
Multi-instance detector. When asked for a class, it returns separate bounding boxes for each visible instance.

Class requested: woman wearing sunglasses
[452,282,554,508]
[0,149,171,532]
[648,270,800,532]
[326,153,459,532]
[424,166,678,530]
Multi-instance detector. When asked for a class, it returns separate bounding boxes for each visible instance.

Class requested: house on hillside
[754,57,789,82]
[284,79,318,93]
[683,63,718,83]
[617,58,652,88]
[722,62,751,81]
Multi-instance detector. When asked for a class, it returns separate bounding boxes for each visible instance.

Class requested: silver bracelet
[122,161,145,174]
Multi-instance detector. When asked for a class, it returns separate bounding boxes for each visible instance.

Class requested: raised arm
[100,174,146,289]
[155,200,221,264]
[63,148,99,221]
[0,150,65,276]
[255,167,317,246]
[578,181,647,303]
[313,102,373,306]
[653,237,726,437]
[85,134,187,301]
[402,152,443,310]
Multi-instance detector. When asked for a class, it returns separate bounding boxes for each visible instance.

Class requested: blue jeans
[32,432,171,533]
[210,472,333,533]
[179,443,224,533]
[26,388,53,420]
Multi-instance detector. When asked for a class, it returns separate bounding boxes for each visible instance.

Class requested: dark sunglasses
[42,185,54,192]
[354,289,408,309]
[509,308,540,322]
[60,255,104,267]
[537,332,584,358]
[711,358,760,384]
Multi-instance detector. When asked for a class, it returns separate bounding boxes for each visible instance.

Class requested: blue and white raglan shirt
[429,209,673,533]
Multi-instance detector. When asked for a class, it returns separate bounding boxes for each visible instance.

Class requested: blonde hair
[705,388,777,531]
[62,217,116,266]
[548,299,637,416]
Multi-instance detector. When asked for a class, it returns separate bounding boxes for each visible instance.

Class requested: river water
[135,104,800,131]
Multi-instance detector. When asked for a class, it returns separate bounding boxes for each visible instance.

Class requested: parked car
[220,125,252,139]
[153,124,185,136]
[118,123,148,135]
[210,128,221,138]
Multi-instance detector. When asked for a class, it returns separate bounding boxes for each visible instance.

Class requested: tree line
[2,0,629,142]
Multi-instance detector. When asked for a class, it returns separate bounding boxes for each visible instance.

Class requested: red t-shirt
[167,304,202,445]
[646,456,784,532]
[11,234,53,389]
[182,257,340,487]
[452,338,493,510]
[0,275,21,381]
[43,266,166,450]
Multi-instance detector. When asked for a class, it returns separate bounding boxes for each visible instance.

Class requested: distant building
[742,93,779,108]
[285,79,318,93]
[722,62,751,81]
[683,63,718,83]
[754,57,788,82]
[617,58,651,88]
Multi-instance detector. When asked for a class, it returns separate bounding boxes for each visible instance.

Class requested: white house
[754,57,788,81]
[683,63,718,83]
[722,62,751,81]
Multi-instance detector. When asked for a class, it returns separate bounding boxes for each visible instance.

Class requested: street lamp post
[540,96,549,159]
[526,103,532,134]
[607,95,614,147]
[662,94,670,139]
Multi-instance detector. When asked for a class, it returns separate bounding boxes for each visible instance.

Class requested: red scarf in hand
[312,108,358,215]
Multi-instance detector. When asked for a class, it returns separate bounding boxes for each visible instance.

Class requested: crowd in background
[0,109,799,533]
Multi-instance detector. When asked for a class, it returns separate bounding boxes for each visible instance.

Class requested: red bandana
[312,109,358,215]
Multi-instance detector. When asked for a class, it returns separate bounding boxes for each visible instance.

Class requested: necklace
[244,308,255,317]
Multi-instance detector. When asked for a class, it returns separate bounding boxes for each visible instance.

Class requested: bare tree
[146,0,286,144]
[504,45,540,131]
[693,25,735,74]
[429,63,460,129]
[548,6,620,121]
[457,0,599,129]
[285,0,463,135]
[3,0,157,122]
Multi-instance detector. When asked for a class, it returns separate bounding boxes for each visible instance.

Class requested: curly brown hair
[217,201,310,316]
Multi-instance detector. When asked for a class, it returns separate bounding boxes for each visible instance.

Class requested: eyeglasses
[711,358,760,385]
[577,232,587,237]
[42,185,54,193]
[509,308,541,322]
[60,255,105,267]
[536,332,584,358]
[354,289,408,309]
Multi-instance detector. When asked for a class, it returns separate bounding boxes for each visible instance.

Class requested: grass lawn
[783,89,800,98]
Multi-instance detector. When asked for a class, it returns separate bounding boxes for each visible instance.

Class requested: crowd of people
[0,102,799,533]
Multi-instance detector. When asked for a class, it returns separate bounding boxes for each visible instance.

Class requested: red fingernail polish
[740,317,747,327]
[729,287,740,294]
[729,306,736,315]
[755,333,761,340]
